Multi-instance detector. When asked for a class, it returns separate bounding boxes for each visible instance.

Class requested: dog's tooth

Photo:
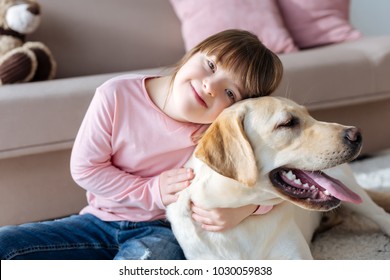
[303,183,309,189]
[324,190,330,196]
[294,179,302,185]
[286,171,296,180]
[310,185,316,190]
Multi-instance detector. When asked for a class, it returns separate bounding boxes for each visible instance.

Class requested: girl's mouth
[191,83,208,108]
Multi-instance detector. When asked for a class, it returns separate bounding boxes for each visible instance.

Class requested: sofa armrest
[0,68,165,160]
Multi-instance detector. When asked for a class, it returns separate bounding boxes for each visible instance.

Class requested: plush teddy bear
[0,0,56,85]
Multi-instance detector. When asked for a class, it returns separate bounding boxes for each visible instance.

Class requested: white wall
[351,0,390,36]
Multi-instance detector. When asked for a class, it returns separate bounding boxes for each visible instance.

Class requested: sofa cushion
[275,37,390,109]
[169,0,298,54]
[277,0,362,49]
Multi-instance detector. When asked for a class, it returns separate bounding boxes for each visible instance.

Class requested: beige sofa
[1,0,390,226]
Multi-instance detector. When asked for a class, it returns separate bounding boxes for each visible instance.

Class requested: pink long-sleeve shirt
[70,74,207,222]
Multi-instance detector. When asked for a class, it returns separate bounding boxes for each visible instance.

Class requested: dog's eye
[278,117,299,129]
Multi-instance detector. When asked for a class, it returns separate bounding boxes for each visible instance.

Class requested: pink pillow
[277,0,362,48]
[169,0,298,54]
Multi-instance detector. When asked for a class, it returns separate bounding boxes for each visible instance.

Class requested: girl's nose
[203,77,217,97]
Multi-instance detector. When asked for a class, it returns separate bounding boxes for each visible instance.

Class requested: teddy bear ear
[195,104,258,186]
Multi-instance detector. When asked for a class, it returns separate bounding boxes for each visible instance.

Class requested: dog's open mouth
[269,168,362,210]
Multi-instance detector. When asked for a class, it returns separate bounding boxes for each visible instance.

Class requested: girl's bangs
[201,42,263,98]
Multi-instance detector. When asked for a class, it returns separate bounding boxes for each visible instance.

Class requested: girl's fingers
[166,168,194,183]
[166,168,192,177]
[191,206,221,225]
[191,212,213,225]
[167,181,191,195]
[192,212,224,232]
[191,204,215,218]
[200,224,223,232]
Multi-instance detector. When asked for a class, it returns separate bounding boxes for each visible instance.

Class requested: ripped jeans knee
[114,235,185,260]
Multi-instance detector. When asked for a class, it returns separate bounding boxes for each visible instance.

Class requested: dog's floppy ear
[195,106,258,186]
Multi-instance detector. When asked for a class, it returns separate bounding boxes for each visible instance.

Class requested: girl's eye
[225,89,236,102]
[207,60,216,73]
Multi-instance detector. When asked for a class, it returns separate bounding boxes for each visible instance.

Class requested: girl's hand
[191,204,257,232]
[159,168,194,207]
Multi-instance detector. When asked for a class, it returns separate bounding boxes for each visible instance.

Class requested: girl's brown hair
[171,29,283,99]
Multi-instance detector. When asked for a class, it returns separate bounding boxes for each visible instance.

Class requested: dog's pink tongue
[302,170,362,204]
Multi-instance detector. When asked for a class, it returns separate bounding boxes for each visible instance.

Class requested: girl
[0,29,283,260]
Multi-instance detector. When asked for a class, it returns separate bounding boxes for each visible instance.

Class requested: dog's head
[195,96,362,211]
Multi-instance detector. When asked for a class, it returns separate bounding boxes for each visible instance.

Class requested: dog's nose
[344,127,362,147]
[27,3,40,15]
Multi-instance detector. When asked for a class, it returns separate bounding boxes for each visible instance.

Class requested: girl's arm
[70,87,183,212]
[191,204,273,232]
[191,204,258,232]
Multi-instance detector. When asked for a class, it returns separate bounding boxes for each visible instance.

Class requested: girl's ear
[194,105,258,186]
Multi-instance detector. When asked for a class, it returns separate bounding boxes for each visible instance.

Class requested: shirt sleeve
[70,85,166,211]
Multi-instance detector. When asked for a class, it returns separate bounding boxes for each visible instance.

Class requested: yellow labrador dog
[166,96,390,259]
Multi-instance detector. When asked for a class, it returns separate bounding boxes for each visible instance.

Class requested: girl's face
[169,52,244,124]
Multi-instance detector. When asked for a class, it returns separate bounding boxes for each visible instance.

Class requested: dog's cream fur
[166,96,390,259]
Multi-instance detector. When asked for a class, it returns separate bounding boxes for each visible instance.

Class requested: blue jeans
[0,214,185,260]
